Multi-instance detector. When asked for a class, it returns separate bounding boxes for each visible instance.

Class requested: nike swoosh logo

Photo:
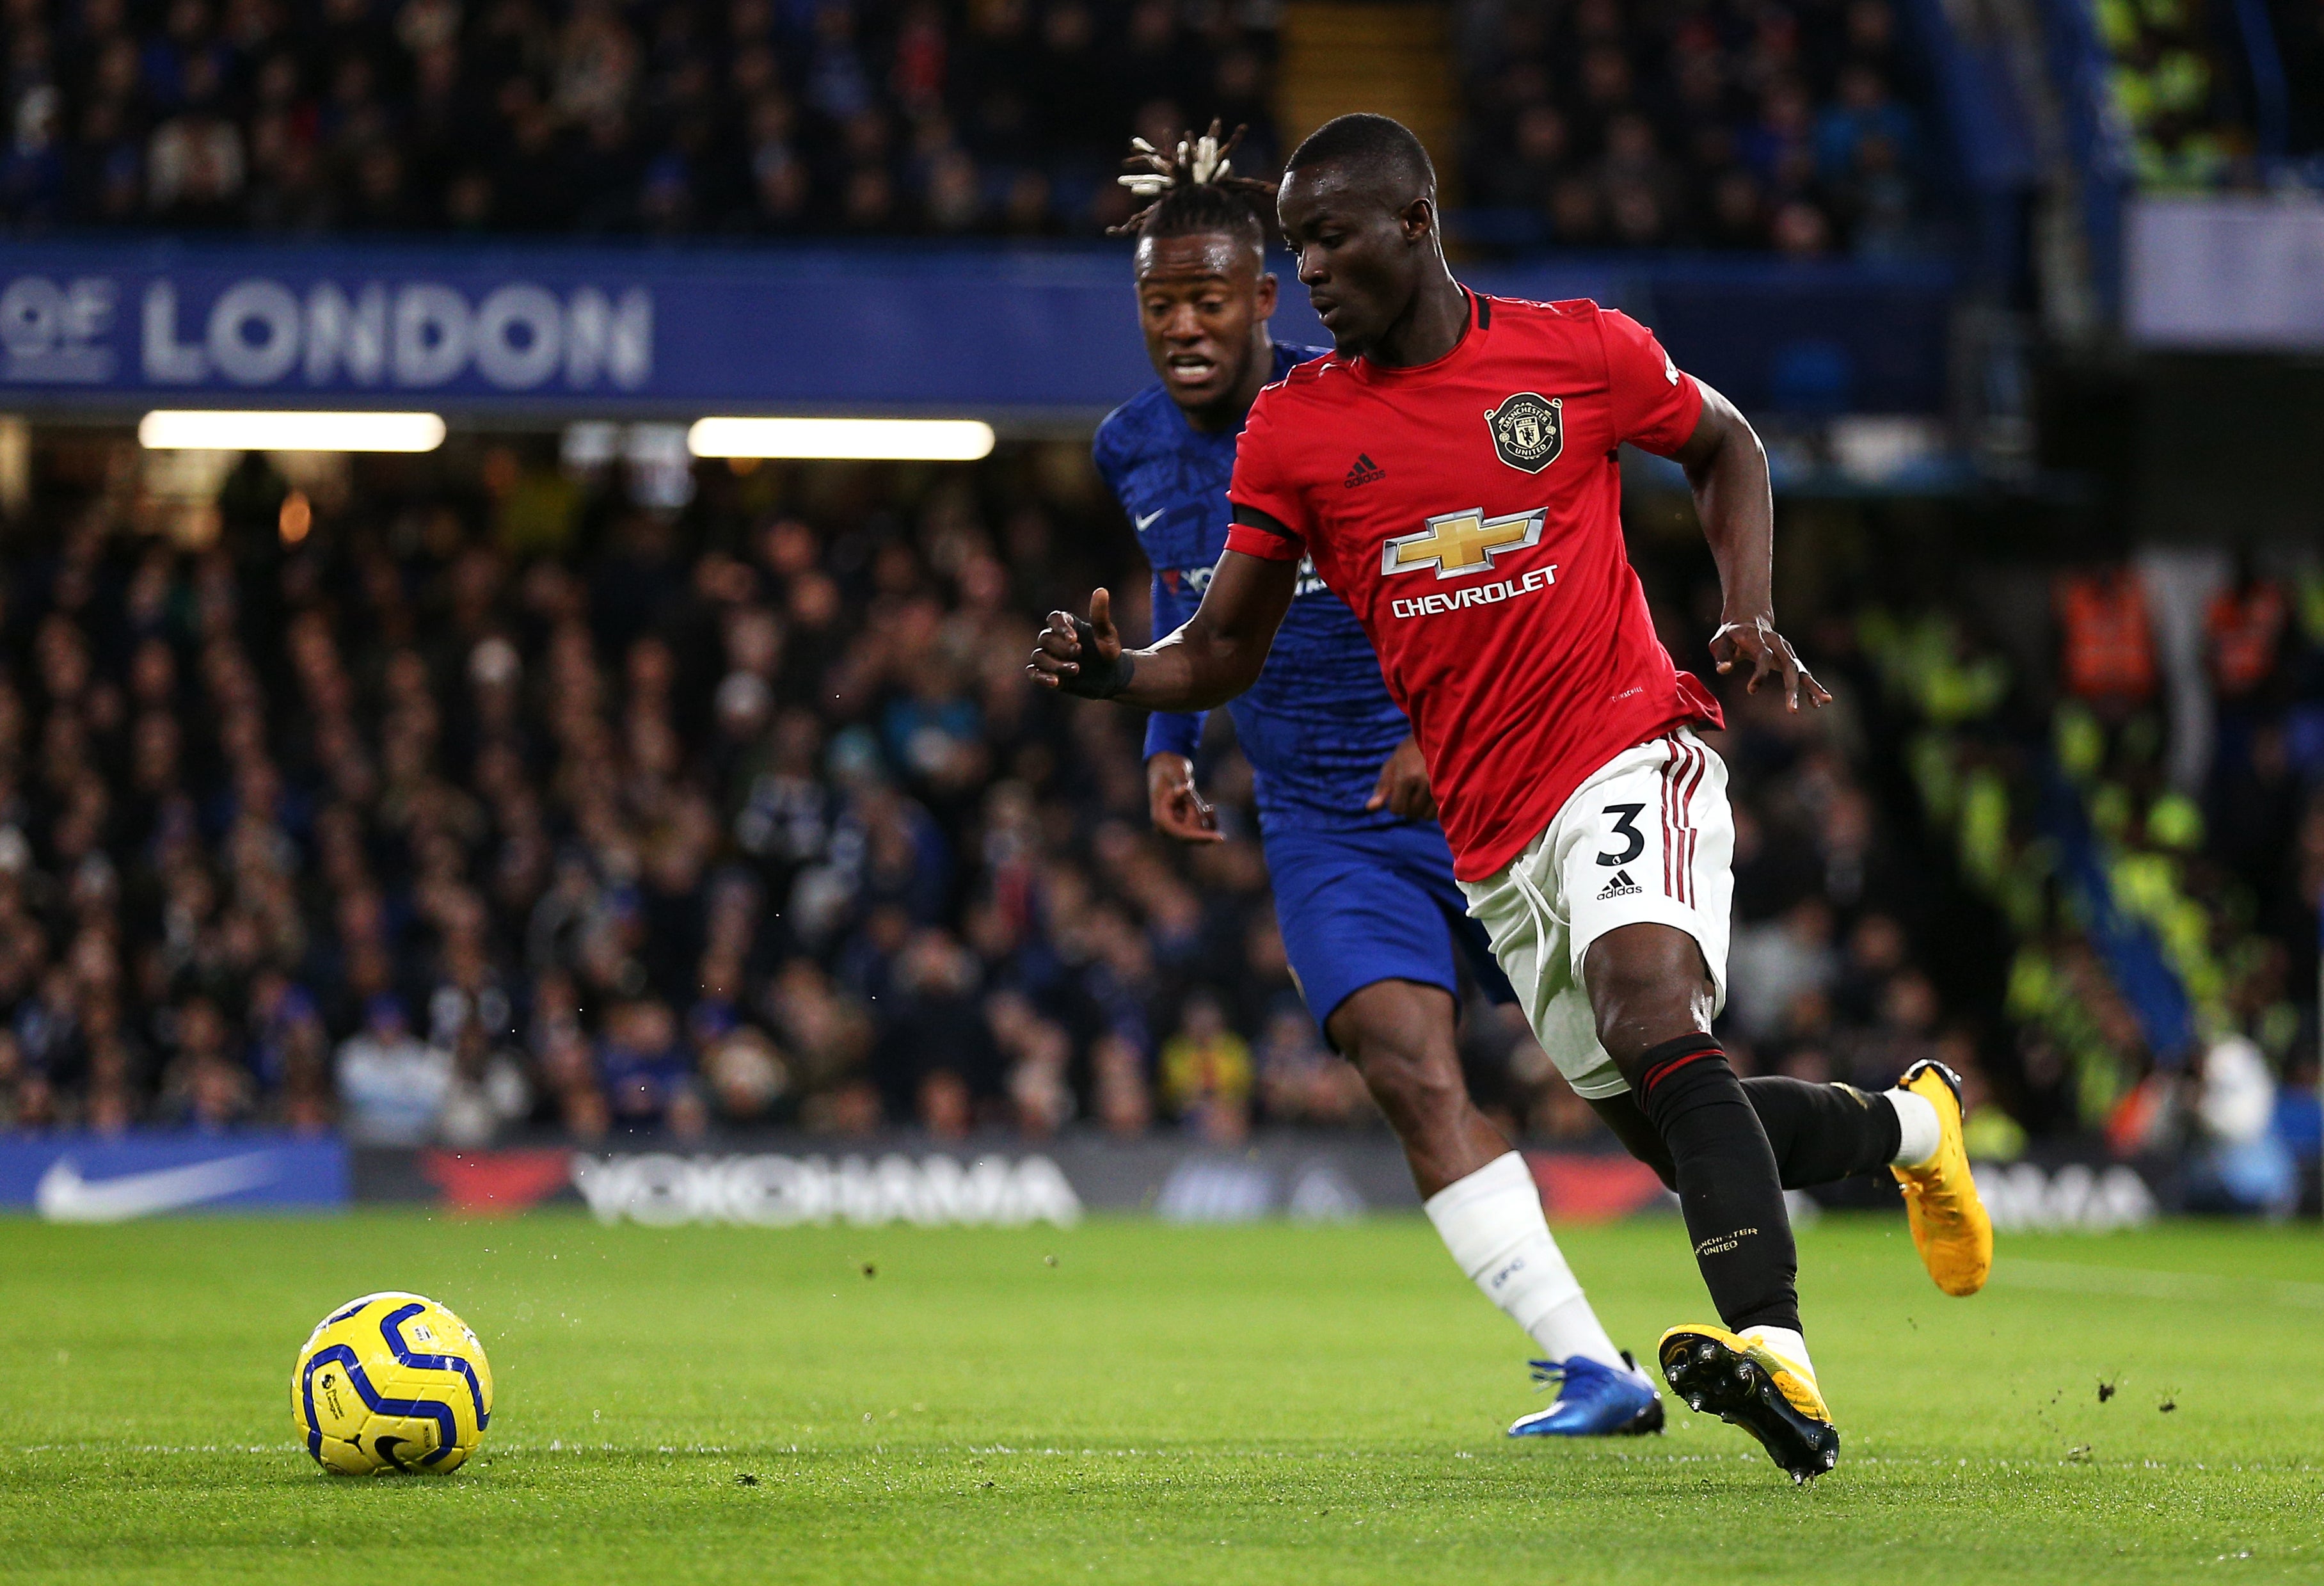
[1134,509,1165,531]
[35,1153,280,1222]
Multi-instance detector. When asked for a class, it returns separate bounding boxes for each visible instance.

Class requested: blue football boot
[1506,1350,1666,1437]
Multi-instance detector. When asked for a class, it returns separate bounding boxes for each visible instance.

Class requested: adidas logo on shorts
[1596,869,1643,901]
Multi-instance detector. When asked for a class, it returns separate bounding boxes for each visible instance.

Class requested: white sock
[1740,1324,1815,1381]
[1423,1151,1625,1371]
[1888,1088,1942,1168]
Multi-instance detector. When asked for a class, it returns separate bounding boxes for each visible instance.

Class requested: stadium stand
[1447,0,1937,254]
[0,438,2030,1149]
[0,0,1282,236]
[2094,0,2245,188]
[0,0,1978,251]
[2084,0,2324,190]
[0,0,2316,1187]
[1852,553,2324,1205]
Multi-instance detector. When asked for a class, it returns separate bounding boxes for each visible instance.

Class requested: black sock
[1591,1080,1906,1192]
[1630,1036,1801,1336]
[1743,1077,1902,1188]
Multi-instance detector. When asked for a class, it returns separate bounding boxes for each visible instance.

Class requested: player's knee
[1351,1041,1466,1133]
[1584,931,1714,1075]
[1588,969,1667,1064]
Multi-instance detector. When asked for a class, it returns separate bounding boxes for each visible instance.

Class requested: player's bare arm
[1364,735,1436,821]
[1667,385,1833,713]
[1026,549,1297,710]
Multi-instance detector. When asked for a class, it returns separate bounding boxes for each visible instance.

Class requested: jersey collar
[1347,285,1491,385]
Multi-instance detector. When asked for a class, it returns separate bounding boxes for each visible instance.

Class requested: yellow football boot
[1658,1324,1839,1482]
[1891,1058,1994,1296]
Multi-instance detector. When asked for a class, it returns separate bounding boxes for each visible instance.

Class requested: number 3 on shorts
[1596,803,1645,867]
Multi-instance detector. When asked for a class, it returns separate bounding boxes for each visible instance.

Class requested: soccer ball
[292,1292,494,1474]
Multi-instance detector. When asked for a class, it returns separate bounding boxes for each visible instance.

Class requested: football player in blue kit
[1091,127,1664,1438]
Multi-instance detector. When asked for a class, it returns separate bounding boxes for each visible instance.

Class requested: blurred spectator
[1159,989,1250,1142]
[702,1022,791,1123]
[438,1024,533,1146]
[2056,566,2159,708]
[1727,897,1839,1045]
[600,1002,707,1135]
[336,995,451,1144]
[1091,1031,1151,1136]
[2188,1034,2298,1217]
[2208,573,2289,702]
[1254,1003,1369,1125]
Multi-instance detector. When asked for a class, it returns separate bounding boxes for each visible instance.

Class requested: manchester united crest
[1484,392,1564,474]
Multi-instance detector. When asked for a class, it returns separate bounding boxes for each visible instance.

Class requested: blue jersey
[1092,344,1413,833]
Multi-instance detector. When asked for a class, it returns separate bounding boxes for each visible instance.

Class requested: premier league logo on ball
[1484,392,1564,474]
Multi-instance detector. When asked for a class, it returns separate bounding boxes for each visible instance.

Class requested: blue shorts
[1261,822,1516,1042]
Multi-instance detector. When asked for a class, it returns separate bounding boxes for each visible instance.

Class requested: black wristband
[1058,618,1136,700]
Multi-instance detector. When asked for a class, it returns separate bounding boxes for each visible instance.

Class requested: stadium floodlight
[686,416,996,461]
[136,410,448,453]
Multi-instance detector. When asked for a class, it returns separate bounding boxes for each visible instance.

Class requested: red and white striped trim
[1659,736,1706,907]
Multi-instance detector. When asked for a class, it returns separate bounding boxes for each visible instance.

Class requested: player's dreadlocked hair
[1110,119,1278,248]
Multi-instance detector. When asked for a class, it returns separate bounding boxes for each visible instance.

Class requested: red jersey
[1225,291,1722,881]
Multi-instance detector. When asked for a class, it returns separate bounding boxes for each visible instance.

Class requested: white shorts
[1457,729,1734,1100]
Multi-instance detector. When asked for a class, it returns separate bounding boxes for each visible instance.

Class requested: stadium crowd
[2095,0,2249,189]
[1450,0,1935,255]
[0,0,1964,250]
[2093,0,2324,191]
[0,0,1282,236]
[1852,552,2324,1208]
[0,438,2027,1151]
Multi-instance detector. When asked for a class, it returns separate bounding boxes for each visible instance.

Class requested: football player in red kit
[1031,113,1991,1482]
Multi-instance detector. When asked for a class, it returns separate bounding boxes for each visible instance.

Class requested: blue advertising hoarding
[0,239,1950,421]
[0,1134,350,1220]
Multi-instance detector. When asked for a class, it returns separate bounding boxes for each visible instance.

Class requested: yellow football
[292,1292,493,1474]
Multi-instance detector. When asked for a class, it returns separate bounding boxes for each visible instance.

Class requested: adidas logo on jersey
[1343,453,1386,488]
[1596,869,1643,901]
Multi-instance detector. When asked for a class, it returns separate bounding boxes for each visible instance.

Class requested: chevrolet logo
[1380,507,1545,580]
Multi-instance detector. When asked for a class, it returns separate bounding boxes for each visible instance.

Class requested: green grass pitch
[4,1210,2323,1583]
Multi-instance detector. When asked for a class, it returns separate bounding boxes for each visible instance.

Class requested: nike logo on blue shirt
[1134,509,1165,531]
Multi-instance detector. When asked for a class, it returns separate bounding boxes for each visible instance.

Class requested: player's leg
[1579,732,1978,1476]
[1324,977,1659,1437]
[1582,922,1803,1345]
[1587,1075,1927,1190]
[1583,924,1838,1478]
[1576,970,1980,1292]
[1467,732,1839,1477]
[1325,978,1504,1198]
[1325,979,1614,1359]
[1267,826,1659,1436]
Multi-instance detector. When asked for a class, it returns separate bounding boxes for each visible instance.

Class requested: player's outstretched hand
[1147,753,1223,843]
[1365,734,1438,821]
[1711,616,1833,713]
[1029,589,1136,700]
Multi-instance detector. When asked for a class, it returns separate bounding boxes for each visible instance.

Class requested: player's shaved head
[1282,113,1437,209]
[1275,114,1457,362]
